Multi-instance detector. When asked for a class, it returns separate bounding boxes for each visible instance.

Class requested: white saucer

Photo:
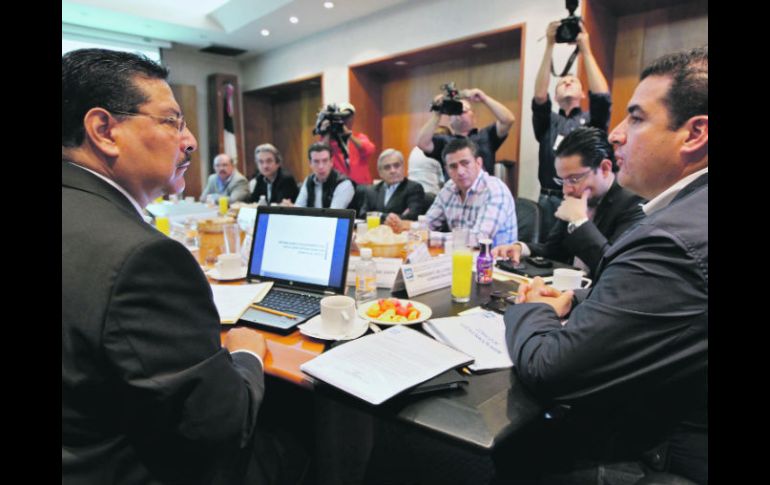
[206,266,247,281]
[298,315,369,341]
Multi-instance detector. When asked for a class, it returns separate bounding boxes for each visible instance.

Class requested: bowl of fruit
[357,298,432,325]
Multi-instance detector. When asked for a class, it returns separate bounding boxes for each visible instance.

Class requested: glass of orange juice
[366,211,382,230]
[451,228,472,302]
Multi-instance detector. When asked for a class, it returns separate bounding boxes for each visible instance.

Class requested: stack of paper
[210,282,273,324]
[423,311,513,372]
[300,326,473,405]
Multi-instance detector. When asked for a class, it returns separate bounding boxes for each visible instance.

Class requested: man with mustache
[62,49,300,485]
[200,152,250,203]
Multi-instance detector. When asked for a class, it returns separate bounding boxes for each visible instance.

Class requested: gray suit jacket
[62,162,265,484]
[504,174,708,482]
[200,169,250,202]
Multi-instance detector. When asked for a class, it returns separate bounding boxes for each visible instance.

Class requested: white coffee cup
[548,268,592,291]
[215,253,242,279]
[320,295,357,336]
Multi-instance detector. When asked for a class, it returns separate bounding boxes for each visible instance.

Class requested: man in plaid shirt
[387,137,517,246]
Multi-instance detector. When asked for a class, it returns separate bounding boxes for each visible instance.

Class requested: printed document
[423,311,513,371]
[300,326,473,405]
[210,282,273,324]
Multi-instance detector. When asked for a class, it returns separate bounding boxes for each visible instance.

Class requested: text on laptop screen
[250,213,350,288]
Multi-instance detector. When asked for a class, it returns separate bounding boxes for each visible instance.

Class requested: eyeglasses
[553,169,593,187]
[110,110,187,133]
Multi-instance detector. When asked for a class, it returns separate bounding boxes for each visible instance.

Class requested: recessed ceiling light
[324,2,334,9]
[395,61,408,66]
[472,42,488,49]
[261,29,270,36]
[290,16,299,24]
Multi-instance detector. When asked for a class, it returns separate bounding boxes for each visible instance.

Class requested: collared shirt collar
[450,170,486,198]
[216,173,233,190]
[642,166,709,215]
[70,163,148,221]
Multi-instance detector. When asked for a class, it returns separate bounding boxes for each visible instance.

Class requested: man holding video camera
[316,102,376,185]
[416,85,515,176]
[533,10,611,238]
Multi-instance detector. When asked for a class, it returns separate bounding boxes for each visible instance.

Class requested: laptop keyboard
[259,289,322,316]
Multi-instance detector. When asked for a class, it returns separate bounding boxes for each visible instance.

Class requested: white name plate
[346,256,404,288]
[394,255,452,297]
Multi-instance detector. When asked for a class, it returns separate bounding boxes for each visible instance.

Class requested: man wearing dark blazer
[62,49,284,485]
[249,143,299,204]
[493,127,645,277]
[501,47,708,484]
[362,148,425,222]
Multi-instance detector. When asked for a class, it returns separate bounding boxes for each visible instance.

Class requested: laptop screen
[247,206,355,294]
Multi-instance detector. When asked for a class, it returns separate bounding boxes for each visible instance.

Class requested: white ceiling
[62,0,413,59]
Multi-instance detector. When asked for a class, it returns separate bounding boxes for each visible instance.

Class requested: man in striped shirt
[387,137,517,246]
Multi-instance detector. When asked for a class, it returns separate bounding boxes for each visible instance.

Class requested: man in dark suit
[492,127,645,277]
[501,47,708,484]
[361,148,425,222]
[249,143,299,204]
[62,49,289,485]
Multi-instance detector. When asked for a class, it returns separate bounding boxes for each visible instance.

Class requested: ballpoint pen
[249,304,297,319]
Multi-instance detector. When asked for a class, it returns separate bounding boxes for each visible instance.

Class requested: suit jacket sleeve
[228,175,250,203]
[402,182,426,220]
[504,225,707,407]
[200,175,216,200]
[564,197,646,274]
[526,220,572,264]
[104,238,264,480]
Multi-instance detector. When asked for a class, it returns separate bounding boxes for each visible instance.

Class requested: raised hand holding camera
[555,0,582,44]
[429,82,464,115]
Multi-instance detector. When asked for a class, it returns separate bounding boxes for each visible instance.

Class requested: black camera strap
[551,46,580,77]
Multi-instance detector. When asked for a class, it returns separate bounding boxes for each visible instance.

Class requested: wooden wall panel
[609,15,646,130]
[579,0,618,112]
[242,95,274,180]
[376,53,520,174]
[242,80,321,184]
[170,84,202,199]
[607,0,707,129]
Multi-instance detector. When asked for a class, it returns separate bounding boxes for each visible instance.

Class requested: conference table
[216,265,542,453]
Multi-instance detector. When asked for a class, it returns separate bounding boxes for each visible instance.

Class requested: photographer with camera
[315,102,375,185]
[416,84,515,177]
[533,2,611,238]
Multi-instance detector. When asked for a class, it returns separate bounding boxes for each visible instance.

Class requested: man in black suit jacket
[249,143,299,204]
[501,47,708,483]
[62,49,285,485]
[493,127,645,277]
[360,148,425,222]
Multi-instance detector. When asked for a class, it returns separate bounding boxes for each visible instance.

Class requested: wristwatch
[567,218,589,234]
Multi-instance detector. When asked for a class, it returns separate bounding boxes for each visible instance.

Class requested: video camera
[555,0,582,44]
[313,104,350,136]
[429,82,464,116]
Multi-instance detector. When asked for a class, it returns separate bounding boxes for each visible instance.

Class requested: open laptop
[237,206,356,334]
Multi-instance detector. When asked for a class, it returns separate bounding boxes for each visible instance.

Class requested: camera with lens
[555,0,582,44]
[429,82,464,116]
[313,104,349,136]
